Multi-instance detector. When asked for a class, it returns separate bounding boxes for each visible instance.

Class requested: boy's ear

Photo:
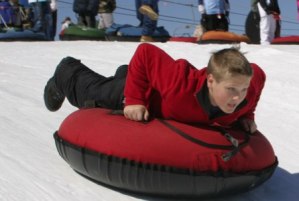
[207,74,214,88]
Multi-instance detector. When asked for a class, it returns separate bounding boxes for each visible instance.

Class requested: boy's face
[207,74,252,114]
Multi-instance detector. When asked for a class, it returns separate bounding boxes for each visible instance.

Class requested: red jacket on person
[124,43,266,127]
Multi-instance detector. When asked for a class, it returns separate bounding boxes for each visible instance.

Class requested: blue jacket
[198,0,229,15]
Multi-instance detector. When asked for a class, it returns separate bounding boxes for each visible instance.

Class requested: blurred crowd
[0,0,283,44]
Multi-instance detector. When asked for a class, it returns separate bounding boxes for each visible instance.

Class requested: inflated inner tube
[54,108,278,198]
[198,31,250,44]
[271,36,299,44]
[59,25,106,41]
[0,28,46,41]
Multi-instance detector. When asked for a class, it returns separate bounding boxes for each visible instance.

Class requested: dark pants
[201,14,229,31]
[53,57,127,109]
[51,10,57,40]
[78,13,96,28]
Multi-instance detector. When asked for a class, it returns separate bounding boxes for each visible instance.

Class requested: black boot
[44,77,65,112]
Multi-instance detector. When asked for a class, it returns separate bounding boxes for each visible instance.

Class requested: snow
[0,41,298,201]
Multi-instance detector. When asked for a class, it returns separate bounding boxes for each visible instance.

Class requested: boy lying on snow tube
[44,43,263,134]
[45,43,277,197]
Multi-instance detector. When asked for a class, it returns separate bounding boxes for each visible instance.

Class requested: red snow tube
[198,31,250,44]
[271,36,299,44]
[54,108,277,198]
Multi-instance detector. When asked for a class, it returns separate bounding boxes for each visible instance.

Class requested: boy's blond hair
[207,48,252,82]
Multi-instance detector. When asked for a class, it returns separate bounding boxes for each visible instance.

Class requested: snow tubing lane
[198,31,250,44]
[54,108,278,198]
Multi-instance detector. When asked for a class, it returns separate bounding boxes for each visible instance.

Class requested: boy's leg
[44,57,126,111]
[114,65,128,79]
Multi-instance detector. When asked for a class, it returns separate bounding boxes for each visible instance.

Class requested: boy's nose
[232,93,241,101]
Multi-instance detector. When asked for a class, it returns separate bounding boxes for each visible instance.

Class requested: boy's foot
[138,5,159,21]
[44,77,65,112]
[140,35,155,42]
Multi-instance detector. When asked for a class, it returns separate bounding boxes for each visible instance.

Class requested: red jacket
[124,43,266,127]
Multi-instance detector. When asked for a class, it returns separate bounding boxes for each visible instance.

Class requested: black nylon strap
[108,110,250,161]
[158,119,250,161]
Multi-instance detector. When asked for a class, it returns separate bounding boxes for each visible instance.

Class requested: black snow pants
[53,56,127,110]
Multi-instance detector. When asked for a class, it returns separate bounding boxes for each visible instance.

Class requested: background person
[73,0,99,28]
[198,0,230,32]
[28,0,53,40]
[256,0,280,45]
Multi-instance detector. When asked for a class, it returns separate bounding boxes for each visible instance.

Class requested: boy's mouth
[227,103,237,110]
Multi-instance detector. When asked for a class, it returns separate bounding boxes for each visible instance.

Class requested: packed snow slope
[0,41,298,201]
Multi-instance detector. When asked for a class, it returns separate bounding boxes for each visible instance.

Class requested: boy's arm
[124,43,194,107]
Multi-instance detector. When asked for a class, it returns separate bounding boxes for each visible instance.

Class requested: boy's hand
[124,105,149,121]
[240,118,257,134]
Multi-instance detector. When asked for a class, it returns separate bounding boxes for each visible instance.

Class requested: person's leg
[141,16,157,37]
[78,13,87,26]
[139,0,159,41]
[274,19,280,38]
[85,14,96,28]
[268,15,277,42]
[259,15,271,44]
[202,15,215,31]
[30,2,42,32]
[51,9,57,40]
[98,13,114,29]
[114,65,128,79]
[138,0,159,21]
[41,2,53,40]
[135,0,143,22]
[257,3,270,45]
[101,13,114,28]
[44,57,126,111]
[98,13,104,29]
[217,15,229,31]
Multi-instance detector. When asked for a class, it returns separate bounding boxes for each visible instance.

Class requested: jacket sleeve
[124,43,196,107]
[241,63,266,120]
